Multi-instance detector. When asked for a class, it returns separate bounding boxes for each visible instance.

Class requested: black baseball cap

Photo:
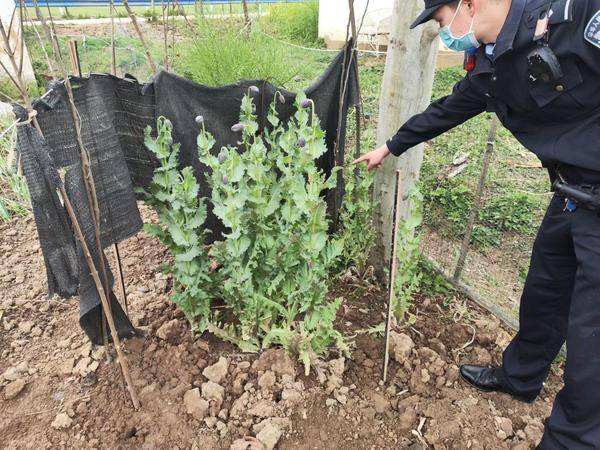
[410,0,456,29]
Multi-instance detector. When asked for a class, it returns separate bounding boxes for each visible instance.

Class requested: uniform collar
[490,0,527,61]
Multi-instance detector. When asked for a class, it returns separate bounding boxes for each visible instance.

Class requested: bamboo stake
[122,0,158,75]
[382,170,402,383]
[453,115,499,282]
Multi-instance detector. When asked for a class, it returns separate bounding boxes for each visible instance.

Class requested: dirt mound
[0,206,561,449]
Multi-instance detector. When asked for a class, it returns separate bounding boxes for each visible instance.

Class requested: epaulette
[549,0,574,24]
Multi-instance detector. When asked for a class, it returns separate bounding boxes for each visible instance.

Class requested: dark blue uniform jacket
[386,0,600,171]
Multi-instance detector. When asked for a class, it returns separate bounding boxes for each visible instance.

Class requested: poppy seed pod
[195,115,204,124]
[297,137,306,148]
[218,152,226,164]
[249,85,260,94]
[300,98,311,109]
[231,123,245,133]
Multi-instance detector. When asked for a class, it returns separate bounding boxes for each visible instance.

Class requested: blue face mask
[439,0,481,52]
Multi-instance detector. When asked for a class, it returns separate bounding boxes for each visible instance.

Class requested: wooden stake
[241,0,249,27]
[109,0,117,76]
[382,170,402,383]
[3,0,139,411]
[453,115,499,282]
[122,0,158,75]
[68,40,81,77]
[162,0,169,71]
[57,181,140,410]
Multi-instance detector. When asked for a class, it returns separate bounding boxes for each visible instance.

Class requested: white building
[1,0,36,89]
[318,0,393,49]
[318,0,462,68]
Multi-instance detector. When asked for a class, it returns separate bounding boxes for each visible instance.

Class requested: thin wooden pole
[105,1,129,316]
[3,0,139,408]
[241,0,249,27]
[453,115,499,282]
[68,40,81,77]
[382,170,402,383]
[22,0,55,77]
[122,0,158,75]
[57,180,140,410]
[162,0,169,70]
[109,0,117,76]
[67,37,113,358]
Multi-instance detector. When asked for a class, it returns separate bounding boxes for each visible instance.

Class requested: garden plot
[0,203,560,449]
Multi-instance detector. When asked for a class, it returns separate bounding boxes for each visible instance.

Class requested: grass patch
[0,115,30,221]
[261,1,321,46]
[174,18,331,88]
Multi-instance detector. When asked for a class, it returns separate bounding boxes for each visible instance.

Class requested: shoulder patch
[584,10,600,49]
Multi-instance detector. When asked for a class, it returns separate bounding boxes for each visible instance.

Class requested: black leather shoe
[459,364,536,404]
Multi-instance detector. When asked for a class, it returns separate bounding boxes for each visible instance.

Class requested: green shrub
[140,117,215,332]
[336,128,377,274]
[393,187,423,323]
[175,19,312,87]
[144,89,349,373]
[479,191,537,235]
[262,2,321,46]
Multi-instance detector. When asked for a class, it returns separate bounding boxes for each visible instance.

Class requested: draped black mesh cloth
[14,42,359,343]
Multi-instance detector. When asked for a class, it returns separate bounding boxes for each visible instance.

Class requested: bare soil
[0,205,562,449]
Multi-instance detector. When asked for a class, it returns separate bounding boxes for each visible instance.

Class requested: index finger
[351,155,367,165]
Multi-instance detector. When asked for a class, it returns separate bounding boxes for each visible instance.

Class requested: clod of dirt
[203,357,229,384]
[3,379,26,400]
[1,367,21,382]
[257,371,276,392]
[397,407,417,431]
[389,332,415,363]
[233,373,249,395]
[18,320,35,334]
[184,388,209,420]
[248,400,274,418]
[369,391,390,414]
[328,357,345,377]
[256,422,282,450]
[230,392,250,419]
[202,381,225,407]
[252,349,295,377]
[524,419,544,443]
[230,436,265,450]
[156,319,184,343]
[280,388,302,405]
[495,416,514,440]
[51,413,73,430]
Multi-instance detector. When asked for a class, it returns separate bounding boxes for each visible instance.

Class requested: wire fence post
[452,115,499,282]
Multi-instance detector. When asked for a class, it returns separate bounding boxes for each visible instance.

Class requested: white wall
[1,0,36,88]
[318,0,394,47]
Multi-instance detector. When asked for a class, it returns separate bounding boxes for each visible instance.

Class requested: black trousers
[500,192,600,449]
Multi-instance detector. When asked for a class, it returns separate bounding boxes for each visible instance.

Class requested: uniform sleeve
[385,76,487,157]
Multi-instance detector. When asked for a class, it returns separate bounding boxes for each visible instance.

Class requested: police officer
[354,0,600,448]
